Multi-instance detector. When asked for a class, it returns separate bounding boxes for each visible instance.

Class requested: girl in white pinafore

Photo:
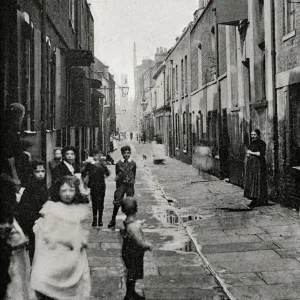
[30,175,91,300]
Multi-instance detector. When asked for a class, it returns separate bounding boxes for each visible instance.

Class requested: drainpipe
[270,0,279,192]
[40,0,47,161]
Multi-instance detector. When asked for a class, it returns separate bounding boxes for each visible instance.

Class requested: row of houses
[134,0,300,208]
[1,0,116,181]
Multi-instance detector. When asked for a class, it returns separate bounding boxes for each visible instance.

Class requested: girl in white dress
[31,175,91,300]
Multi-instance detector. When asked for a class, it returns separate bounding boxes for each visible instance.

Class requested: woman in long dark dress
[244,129,268,208]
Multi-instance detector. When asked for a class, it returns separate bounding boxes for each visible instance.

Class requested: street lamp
[140,101,148,111]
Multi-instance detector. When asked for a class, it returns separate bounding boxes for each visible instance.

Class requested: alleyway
[88,141,300,300]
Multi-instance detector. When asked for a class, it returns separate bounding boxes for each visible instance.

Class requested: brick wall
[191,2,227,91]
[20,0,92,50]
[275,0,300,73]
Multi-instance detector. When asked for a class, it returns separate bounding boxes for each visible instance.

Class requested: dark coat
[51,161,80,184]
[115,160,136,186]
[15,179,48,236]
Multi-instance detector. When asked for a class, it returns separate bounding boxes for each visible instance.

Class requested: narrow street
[88,141,300,300]
[88,141,229,300]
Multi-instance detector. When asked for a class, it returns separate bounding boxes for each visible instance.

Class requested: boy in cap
[108,145,136,229]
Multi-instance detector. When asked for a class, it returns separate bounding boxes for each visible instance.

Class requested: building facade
[1,0,95,173]
[136,0,300,207]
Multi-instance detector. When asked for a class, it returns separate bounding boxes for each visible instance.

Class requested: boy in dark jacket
[83,149,110,227]
[15,161,48,263]
[108,146,136,229]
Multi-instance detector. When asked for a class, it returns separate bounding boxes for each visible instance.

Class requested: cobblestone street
[88,141,300,300]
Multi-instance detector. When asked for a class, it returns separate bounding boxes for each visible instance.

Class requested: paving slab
[221,272,266,286]
[201,241,279,254]
[144,287,228,300]
[213,258,300,273]
[205,250,281,262]
[259,270,300,284]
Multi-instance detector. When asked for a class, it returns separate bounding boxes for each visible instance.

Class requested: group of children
[8,144,151,300]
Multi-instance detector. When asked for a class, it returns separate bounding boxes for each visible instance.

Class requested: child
[83,148,110,227]
[120,197,152,300]
[31,176,91,300]
[108,145,136,229]
[15,161,48,263]
[48,147,62,179]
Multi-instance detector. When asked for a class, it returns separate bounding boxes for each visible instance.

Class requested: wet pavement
[88,141,229,300]
[88,141,300,300]
[138,142,300,300]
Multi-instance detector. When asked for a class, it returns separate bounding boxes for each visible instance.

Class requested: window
[172,67,175,96]
[183,112,186,136]
[285,0,297,34]
[69,0,75,31]
[183,112,187,152]
[46,37,56,130]
[185,56,188,95]
[181,59,184,96]
[176,65,178,91]
[211,26,216,53]
[175,113,180,148]
[198,44,203,87]
[23,13,35,132]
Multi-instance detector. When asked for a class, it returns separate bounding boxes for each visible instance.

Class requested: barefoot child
[120,197,152,300]
[108,146,136,229]
[31,176,91,300]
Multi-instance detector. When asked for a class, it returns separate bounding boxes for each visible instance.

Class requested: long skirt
[244,156,268,205]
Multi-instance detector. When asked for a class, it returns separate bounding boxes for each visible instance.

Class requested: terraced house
[1,0,116,182]
[144,0,300,207]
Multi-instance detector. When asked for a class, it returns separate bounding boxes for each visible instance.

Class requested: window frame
[284,0,297,34]
[184,56,188,95]
[23,12,35,132]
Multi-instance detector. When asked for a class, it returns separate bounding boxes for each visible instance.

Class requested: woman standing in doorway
[244,129,268,208]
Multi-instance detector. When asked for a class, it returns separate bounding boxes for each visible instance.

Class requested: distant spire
[133,42,137,68]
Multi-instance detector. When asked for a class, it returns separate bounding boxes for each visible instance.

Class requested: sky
[88,0,199,99]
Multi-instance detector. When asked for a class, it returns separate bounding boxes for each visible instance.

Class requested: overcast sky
[88,0,199,99]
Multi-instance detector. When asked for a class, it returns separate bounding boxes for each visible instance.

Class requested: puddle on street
[157,209,202,225]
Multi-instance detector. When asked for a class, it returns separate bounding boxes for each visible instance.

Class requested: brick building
[133,43,155,142]
[190,0,228,176]
[1,0,99,182]
[91,57,116,155]
[165,23,193,163]
[142,0,300,207]
[274,0,300,207]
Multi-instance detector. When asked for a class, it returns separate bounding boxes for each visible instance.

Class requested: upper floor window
[46,37,56,130]
[69,0,75,31]
[184,56,188,95]
[285,0,297,34]
[181,59,184,96]
[23,12,35,132]
[175,65,178,91]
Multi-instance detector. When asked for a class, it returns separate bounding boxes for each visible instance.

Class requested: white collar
[121,158,132,163]
[63,160,75,174]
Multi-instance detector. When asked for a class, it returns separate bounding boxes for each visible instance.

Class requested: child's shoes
[92,216,97,227]
[107,220,116,229]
